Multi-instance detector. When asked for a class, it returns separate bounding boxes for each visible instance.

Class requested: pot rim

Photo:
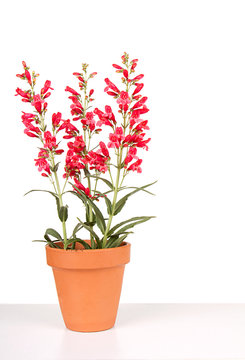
[46,241,131,269]
[45,241,130,252]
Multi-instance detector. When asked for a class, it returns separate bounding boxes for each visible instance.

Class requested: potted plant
[16,53,155,332]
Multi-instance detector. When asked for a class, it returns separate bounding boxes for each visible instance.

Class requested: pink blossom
[117,91,130,106]
[128,159,142,173]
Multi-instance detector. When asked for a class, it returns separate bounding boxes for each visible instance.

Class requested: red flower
[73,178,91,197]
[65,86,80,96]
[58,119,79,138]
[108,127,124,149]
[117,91,130,106]
[112,64,123,70]
[85,150,109,173]
[64,151,84,178]
[131,96,148,110]
[24,129,39,138]
[16,73,25,80]
[68,135,86,154]
[99,141,110,157]
[25,69,32,86]
[81,112,95,131]
[134,120,150,132]
[94,106,115,127]
[31,94,45,114]
[34,157,51,175]
[21,112,36,126]
[104,78,120,94]
[123,133,151,150]
[43,131,57,150]
[15,88,32,102]
[38,149,49,158]
[131,59,138,71]
[41,80,53,95]
[124,147,138,165]
[55,149,64,155]
[52,112,62,128]
[132,83,144,96]
[128,159,142,173]
[132,74,144,82]
[123,69,129,79]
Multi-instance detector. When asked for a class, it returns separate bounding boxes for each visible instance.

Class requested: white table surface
[0,304,245,360]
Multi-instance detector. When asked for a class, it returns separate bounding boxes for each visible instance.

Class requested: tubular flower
[131,96,148,110]
[99,141,110,158]
[52,112,62,128]
[41,80,53,96]
[108,127,125,149]
[117,91,130,106]
[31,94,45,114]
[131,74,144,82]
[94,106,116,127]
[69,96,84,117]
[15,88,32,102]
[85,150,109,173]
[68,135,86,154]
[65,86,80,96]
[81,112,96,131]
[25,69,32,86]
[64,150,85,178]
[43,131,57,150]
[58,119,79,139]
[133,120,150,132]
[132,83,144,96]
[34,157,51,175]
[104,78,120,95]
[123,133,151,150]
[124,147,138,165]
[21,112,37,126]
[72,178,92,197]
[127,159,143,173]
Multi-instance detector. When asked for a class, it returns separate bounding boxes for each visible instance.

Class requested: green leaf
[59,206,68,222]
[87,175,114,189]
[43,234,62,248]
[77,218,102,246]
[24,189,62,218]
[95,191,112,215]
[108,216,154,236]
[108,234,128,248]
[114,181,157,215]
[70,187,106,234]
[72,223,84,238]
[122,186,155,196]
[51,162,60,172]
[24,189,59,199]
[45,228,62,241]
[113,217,155,236]
[33,239,62,248]
[64,238,92,250]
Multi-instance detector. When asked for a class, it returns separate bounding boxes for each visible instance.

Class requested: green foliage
[58,206,68,222]
[114,181,157,215]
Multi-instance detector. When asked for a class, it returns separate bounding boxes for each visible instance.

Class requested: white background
[1,0,245,304]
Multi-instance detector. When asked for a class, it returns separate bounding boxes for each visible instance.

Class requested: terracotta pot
[46,241,131,332]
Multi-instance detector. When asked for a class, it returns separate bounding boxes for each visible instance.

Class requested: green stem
[50,155,68,246]
[102,148,123,247]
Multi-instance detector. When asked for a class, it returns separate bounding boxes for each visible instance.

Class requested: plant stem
[50,155,68,246]
[102,147,123,247]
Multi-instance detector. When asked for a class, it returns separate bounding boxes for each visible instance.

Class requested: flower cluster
[16,62,65,177]
[16,53,154,250]
[94,52,151,175]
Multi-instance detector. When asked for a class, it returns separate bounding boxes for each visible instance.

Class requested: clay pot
[46,241,131,332]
